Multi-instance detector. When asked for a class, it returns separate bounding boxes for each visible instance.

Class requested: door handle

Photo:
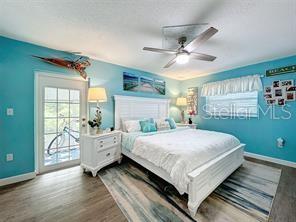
[81,117,86,127]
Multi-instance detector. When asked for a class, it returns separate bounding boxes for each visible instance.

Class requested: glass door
[44,87,81,166]
[36,74,87,173]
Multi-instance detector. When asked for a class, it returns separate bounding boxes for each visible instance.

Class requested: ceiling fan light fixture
[176,53,189,64]
[143,27,218,68]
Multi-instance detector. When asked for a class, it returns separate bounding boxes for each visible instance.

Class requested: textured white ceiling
[0,0,295,80]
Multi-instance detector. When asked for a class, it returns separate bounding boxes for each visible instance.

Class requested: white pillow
[121,117,140,132]
[124,120,141,133]
[155,118,170,131]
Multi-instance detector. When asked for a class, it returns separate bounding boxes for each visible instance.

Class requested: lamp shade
[88,87,107,102]
[176,97,187,106]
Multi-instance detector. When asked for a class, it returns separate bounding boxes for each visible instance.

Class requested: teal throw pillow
[165,118,176,129]
[139,119,157,133]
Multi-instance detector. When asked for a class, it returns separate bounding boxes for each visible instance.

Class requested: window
[205,91,258,117]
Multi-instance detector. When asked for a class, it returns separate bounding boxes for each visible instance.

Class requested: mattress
[121,128,240,193]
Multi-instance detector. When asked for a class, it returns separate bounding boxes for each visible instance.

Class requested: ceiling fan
[143,27,218,68]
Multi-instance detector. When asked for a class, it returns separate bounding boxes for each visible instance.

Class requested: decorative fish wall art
[32,55,91,79]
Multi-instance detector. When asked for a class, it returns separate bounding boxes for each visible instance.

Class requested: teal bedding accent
[122,128,187,152]
[165,118,176,129]
[139,119,157,133]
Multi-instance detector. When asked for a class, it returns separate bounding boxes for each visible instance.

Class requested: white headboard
[114,95,170,130]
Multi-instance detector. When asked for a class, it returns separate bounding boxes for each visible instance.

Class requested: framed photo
[264,86,272,93]
[277,98,285,106]
[274,88,283,97]
[280,79,294,87]
[286,86,296,92]
[273,80,280,88]
[266,99,276,105]
[264,94,272,99]
[286,92,295,101]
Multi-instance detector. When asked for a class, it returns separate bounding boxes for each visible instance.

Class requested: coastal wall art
[33,55,91,79]
[187,87,198,115]
[123,72,166,95]
[264,79,296,106]
[266,64,296,77]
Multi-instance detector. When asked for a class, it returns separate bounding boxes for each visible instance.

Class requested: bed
[114,95,245,216]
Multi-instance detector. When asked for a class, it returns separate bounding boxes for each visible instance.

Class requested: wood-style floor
[0,166,126,222]
[0,157,295,222]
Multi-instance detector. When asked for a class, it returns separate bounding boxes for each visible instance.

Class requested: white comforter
[131,129,240,193]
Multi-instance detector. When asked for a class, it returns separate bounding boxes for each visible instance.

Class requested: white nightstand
[176,123,197,129]
[80,131,122,177]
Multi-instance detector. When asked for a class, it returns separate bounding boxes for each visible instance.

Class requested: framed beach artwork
[123,72,139,91]
[123,72,165,95]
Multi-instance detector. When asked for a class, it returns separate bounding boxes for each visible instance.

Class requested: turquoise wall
[0,36,180,179]
[1,35,295,180]
[181,55,296,163]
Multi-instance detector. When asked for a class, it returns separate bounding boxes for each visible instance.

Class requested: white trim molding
[0,172,36,187]
[34,72,88,174]
[244,152,296,168]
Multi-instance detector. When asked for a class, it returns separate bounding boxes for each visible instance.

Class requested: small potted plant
[88,109,102,135]
[188,110,196,124]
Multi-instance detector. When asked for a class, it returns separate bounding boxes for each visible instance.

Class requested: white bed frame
[114,95,245,216]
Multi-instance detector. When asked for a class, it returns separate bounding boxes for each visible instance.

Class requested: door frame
[34,72,88,174]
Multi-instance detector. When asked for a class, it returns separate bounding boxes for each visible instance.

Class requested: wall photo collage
[264,79,296,106]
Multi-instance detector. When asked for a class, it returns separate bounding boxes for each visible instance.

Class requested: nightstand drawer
[97,147,120,164]
[95,135,119,150]
[81,131,122,177]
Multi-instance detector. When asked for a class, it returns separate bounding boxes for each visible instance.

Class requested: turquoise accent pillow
[139,119,157,133]
[165,118,176,129]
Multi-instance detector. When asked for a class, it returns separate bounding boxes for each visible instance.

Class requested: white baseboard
[0,172,36,187]
[244,152,296,168]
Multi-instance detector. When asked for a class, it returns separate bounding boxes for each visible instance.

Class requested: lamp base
[181,110,185,123]
[89,127,96,135]
[96,128,103,134]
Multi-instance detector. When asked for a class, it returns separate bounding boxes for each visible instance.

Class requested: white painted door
[36,74,87,173]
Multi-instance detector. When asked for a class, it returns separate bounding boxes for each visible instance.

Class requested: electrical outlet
[6,153,13,161]
[277,138,285,148]
[6,108,14,116]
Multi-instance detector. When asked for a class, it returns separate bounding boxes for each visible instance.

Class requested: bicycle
[47,118,80,155]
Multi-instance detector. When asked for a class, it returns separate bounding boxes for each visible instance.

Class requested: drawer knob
[100,141,103,143]
[114,141,116,143]
[106,153,110,157]
[100,145,103,148]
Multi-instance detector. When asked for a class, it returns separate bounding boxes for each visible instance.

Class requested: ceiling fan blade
[184,27,218,52]
[143,47,177,55]
[163,57,177,68]
[190,52,216,61]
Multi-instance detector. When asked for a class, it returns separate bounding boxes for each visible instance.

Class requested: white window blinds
[206,91,258,117]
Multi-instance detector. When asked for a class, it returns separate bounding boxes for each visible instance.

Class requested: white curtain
[201,74,263,97]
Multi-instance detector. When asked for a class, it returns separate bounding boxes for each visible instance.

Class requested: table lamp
[88,87,107,133]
